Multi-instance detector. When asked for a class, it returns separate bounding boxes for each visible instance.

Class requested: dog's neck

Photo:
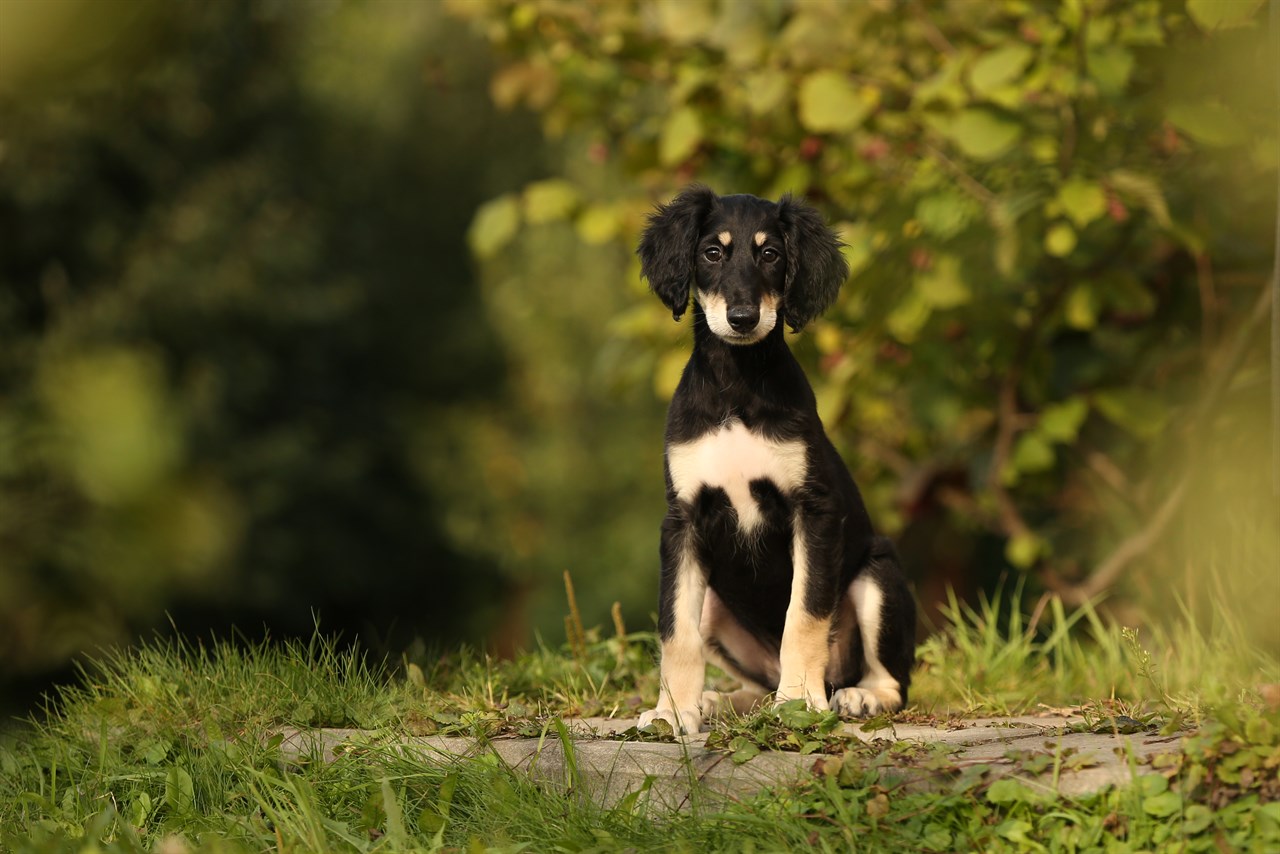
[688,302,792,390]
[670,304,817,437]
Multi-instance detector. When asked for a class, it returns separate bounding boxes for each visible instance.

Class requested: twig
[1025,591,1052,638]
[923,142,995,205]
[563,570,587,663]
[935,485,985,521]
[982,225,1132,555]
[990,378,1035,543]
[909,0,955,55]
[1045,479,1189,606]
[1081,449,1132,500]
[1195,251,1219,353]
[986,276,1077,545]
[1058,3,1089,175]
[860,437,913,476]
[1191,279,1273,435]
[1058,103,1078,177]
[611,601,627,668]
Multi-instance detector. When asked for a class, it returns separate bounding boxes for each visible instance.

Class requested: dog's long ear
[637,185,716,321]
[777,194,849,332]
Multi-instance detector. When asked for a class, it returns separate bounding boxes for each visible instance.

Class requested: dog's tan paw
[638,707,702,735]
[773,684,830,711]
[830,686,901,718]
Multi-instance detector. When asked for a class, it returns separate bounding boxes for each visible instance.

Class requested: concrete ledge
[275,715,1187,809]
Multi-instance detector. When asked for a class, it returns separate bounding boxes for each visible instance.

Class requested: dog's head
[637,185,848,344]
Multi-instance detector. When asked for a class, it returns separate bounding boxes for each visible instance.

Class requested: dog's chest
[667,421,807,531]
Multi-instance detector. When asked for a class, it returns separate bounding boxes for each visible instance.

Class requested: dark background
[2,0,1276,715]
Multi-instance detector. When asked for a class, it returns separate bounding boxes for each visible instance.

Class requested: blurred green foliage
[452,0,1277,640]
[1,0,1276,689]
[0,1,549,682]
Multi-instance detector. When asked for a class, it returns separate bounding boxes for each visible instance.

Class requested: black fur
[638,187,916,715]
[777,194,848,331]
[636,184,717,320]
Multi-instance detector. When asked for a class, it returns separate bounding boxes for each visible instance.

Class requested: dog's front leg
[639,512,707,735]
[776,511,838,710]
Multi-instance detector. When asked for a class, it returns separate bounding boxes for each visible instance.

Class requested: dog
[635,186,916,735]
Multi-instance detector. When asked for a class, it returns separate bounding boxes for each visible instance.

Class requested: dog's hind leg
[639,510,708,734]
[702,686,768,718]
[830,538,916,718]
[698,590,773,719]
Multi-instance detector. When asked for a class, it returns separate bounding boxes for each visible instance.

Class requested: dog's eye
[761,247,780,263]
[704,246,723,262]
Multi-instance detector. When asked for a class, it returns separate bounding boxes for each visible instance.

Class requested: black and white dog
[636,186,915,734]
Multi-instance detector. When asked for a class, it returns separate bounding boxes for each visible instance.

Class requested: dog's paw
[638,707,702,735]
[773,684,830,712]
[700,691,727,720]
[830,686,902,719]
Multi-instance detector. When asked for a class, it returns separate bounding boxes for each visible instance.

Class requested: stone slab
[276,726,810,810]
[275,715,1187,810]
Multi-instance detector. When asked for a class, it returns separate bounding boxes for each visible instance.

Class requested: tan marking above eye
[718,231,732,246]
[754,231,768,246]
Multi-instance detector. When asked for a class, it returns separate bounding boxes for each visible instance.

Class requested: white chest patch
[667,421,807,532]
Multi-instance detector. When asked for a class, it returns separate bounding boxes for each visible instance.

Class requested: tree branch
[924,143,995,206]
[1044,478,1188,606]
[1042,280,1275,605]
[1195,251,1219,354]
[986,275,1077,545]
[910,0,956,56]
[990,378,1035,542]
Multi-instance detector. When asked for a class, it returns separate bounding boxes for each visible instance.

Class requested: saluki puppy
[636,186,915,735]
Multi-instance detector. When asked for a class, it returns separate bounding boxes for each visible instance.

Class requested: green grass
[912,583,1278,720]
[2,592,1278,853]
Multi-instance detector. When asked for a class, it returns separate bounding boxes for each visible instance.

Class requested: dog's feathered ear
[777,194,849,332]
[637,185,716,321]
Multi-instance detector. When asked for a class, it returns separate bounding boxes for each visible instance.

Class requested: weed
[912,584,1278,718]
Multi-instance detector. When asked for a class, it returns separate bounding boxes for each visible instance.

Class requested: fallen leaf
[866,792,890,818]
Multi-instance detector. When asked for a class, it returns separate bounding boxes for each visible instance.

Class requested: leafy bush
[451,0,1277,623]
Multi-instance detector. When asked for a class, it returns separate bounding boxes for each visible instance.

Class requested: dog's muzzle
[697,290,777,344]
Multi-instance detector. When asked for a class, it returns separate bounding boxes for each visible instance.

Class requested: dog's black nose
[727,305,760,332]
